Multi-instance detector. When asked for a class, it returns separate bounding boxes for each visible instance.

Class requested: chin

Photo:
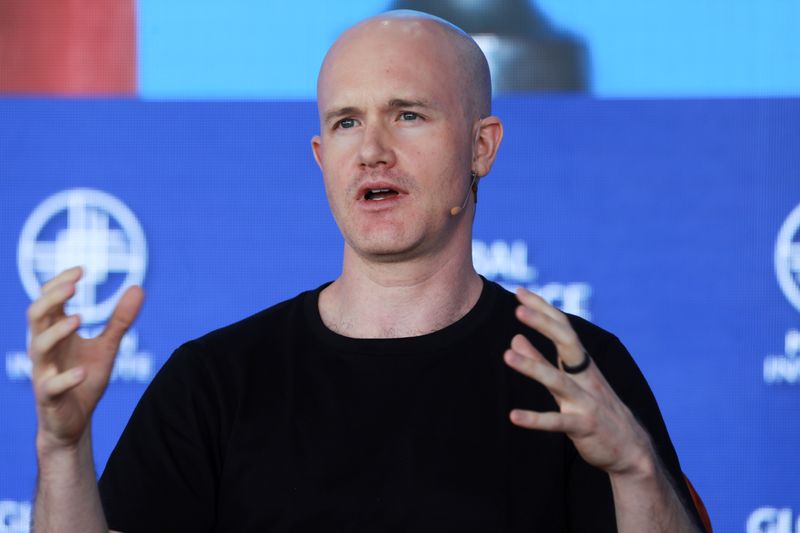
[354,242,418,262]
[346,233,429,263]
[340,214,450,262]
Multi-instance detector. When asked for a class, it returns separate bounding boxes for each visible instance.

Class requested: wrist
[609,447,658,483]
[608,429,659,481]
[36,427,92,461]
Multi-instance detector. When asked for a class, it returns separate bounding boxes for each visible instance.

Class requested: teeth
[364,187,397,201]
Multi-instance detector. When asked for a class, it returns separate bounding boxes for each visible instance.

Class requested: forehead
[317,21,463,110]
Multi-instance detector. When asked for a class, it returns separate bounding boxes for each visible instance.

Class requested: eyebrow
[323,98,437,124]
[324,106,360,124]
[387,98,434,110]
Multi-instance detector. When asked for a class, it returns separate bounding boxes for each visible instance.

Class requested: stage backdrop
[1,97,799,533]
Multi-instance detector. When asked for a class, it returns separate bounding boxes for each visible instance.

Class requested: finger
[504,349,583,399]
[510,333,549,363]
[511,333,604,400]
[509,409,587,435]
[27,282,77,335]
[29,315,81,362]
[38,366,86,401]
[40,266,83,295]
[514,289,586,370]
[100,285,144,345]
[515,305,582,358]
[32,269,83,331]
[515,308,592,377]
[515,287,564,322]
[515,288,583,354]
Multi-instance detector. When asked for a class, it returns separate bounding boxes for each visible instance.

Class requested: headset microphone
[450,171,479,216]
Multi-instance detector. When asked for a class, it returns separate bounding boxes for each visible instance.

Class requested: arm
[35,430,108,533]
[608,449,698,533]
[28,267,143,533]
[504,287,701,533]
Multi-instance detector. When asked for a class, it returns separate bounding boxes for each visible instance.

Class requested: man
[28,10,703,533]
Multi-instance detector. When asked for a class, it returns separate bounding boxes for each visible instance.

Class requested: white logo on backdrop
[6,189,153,383]
[17,188,147,324]
[765,202,800,384]
[775,201,800,314]
[747,507,800,533]
[473,239,592,319]
[0,500,31,533]
[764,329,800,385]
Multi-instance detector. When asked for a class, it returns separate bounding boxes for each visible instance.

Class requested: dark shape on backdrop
[390,0,589,93]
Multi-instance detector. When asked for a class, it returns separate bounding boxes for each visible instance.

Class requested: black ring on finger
[561,350,591,374]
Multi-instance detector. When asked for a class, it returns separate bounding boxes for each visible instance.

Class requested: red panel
[0,0,136,95]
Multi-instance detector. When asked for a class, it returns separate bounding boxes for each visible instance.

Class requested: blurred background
[1,1,799,532]
[3,0,800,98]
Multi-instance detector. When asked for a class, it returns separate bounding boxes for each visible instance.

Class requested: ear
[471,116,504,178]
[311,134,322,169]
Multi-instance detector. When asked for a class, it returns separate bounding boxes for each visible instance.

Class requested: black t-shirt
[99,279,699,532]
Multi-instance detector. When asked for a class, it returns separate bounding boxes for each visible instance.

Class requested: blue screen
[1,97,799,532]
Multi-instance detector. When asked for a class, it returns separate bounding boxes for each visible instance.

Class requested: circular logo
[18,188,147,324]
[775,201,800,313]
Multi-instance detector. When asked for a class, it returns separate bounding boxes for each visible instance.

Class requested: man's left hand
[503,287,654,475]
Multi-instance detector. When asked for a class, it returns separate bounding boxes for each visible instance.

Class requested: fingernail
[510,409,529,423]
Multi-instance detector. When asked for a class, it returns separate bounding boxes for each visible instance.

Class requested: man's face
[312,21,476,262]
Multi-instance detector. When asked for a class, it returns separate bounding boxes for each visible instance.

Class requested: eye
[399,111,419,121]
[336,118,358,129]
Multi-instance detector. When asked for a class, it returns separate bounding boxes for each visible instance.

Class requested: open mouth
[364,188,399,201]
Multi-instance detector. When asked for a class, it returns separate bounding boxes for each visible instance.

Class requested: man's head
[318,10,492,123]
[311,10,503,263]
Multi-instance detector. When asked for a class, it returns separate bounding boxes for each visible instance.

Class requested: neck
[319,239,482,338]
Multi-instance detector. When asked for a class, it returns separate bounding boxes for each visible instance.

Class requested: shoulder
[565,313,625,359]
[158,287,318,380]
[563,313,644,390]
[564,312,656,417]
[488,280,636,379]
[195,289,310,352]
[488,280,622,354]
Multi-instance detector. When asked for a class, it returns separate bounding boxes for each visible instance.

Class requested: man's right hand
[28,266,144,451]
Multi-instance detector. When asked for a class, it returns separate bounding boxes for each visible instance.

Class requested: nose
[358,122,396,169]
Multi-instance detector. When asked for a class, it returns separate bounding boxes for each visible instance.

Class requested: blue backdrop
[1,98,799,532]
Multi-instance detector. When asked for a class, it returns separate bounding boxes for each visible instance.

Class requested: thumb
[101,285,144,347]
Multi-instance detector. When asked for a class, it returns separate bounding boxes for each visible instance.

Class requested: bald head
[317,10,492,121]
[310,9,505,251]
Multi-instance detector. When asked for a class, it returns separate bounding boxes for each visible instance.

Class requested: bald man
[28,11,703,533]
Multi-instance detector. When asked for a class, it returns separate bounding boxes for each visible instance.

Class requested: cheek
[397,130,449,164]
[318,143,354,188]
[410,135,469,176]
[322,173,347,206]
[319,133,360,162]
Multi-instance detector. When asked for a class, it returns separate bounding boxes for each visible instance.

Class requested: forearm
[33,429,108,533]
[609,452,700,533]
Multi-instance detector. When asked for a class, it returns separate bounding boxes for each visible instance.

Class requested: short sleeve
[99,341,225,533]
[566,327,704,531]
